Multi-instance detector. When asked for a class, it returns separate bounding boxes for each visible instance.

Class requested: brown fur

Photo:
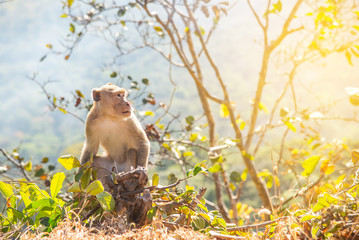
[80,83,150,187]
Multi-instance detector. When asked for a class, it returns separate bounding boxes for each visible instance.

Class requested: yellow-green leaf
[50,172,65,198]
[220,104,229,118]
[20,191,31,207]
[198,212,210,221]
[282,120,296,132]
[144,111,154,116]
[300,214,318,222]
[67,0,74,7]
[75,90,84,98]
[259,102,268,114]
[58,155,81,170]
[302,155,321,177]
[273,0,282,12]
[153,26,163,32]
[85,180,104,196]
[241,169,248,181]
[208,163,221,173]
[183,151,194,157]
[58,107,67,114]
[152,173,159,186]
[190,133,198,142]
[68,182,81,193]
[0,181,13,198]
[24,161,32,172]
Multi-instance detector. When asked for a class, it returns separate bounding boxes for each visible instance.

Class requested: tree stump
[106,167,152,227]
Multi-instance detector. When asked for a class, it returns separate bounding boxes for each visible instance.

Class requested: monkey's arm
[136,136,150,168]
[80,127,100,165]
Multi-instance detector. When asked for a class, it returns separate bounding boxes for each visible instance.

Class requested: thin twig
[0,148,32,181]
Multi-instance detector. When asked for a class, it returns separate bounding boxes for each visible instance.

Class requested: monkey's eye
[117,94,123,97]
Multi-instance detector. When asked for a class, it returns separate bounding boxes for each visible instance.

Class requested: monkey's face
[92,83,132,118]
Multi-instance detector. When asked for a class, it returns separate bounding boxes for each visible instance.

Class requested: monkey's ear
[92,88,101,102]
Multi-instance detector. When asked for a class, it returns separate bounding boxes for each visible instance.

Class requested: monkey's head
[92,83,132,118]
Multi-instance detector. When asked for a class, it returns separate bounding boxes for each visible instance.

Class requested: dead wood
[105,167,151,227]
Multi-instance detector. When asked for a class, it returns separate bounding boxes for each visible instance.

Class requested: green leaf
[313,199,329,212]
[110,72,117,78]
[168,173,178,185]
[230,171,241,182]
[58,155,81,170]
[211,215,226,228]
[186,116,194,125]
[142,78,149,85]
[7,208,25,222]
[193,165,206,176]
[302,155,321,177]
[220,104,229,118]
[26,198,56,212]
[147,206,157,220]
[85,180,104,196]
[117,7,126,17]
[69,23,75,33]
[192,215,206,229]
[35,168,45,177]
[81,168,92,190]
[40,55,47,62]
[50,172,65,198]
[96,191,115,211]
[152,173,159,186]
[67,182,81,193]
[0,181,13,198]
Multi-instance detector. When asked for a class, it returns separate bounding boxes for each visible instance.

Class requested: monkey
[79,83,150,186]
[91,149,137,184]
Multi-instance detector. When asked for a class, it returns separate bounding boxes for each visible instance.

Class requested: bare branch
[246,0,265,31]
[0,148,32,181]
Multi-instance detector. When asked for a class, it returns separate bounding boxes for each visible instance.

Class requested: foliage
[2,0,359,239]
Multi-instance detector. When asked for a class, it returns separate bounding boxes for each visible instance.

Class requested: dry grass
[21,218,210,240]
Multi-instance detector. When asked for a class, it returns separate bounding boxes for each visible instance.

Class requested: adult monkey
[80,83,150,181]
